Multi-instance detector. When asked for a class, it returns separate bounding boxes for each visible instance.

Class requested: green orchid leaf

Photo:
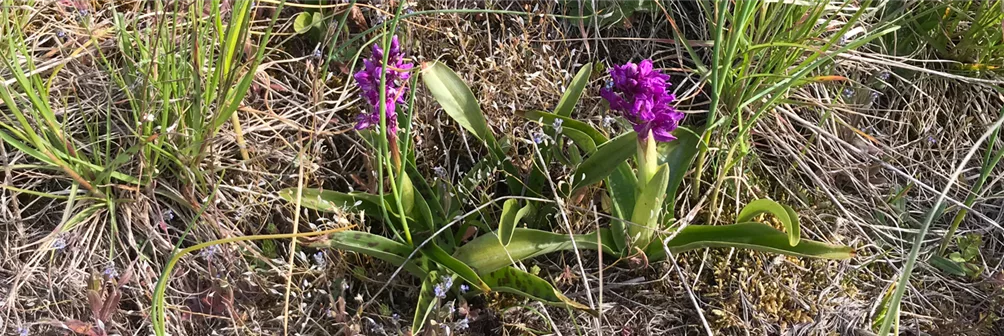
[498,199,518,246]
[629,164,670,249]
[554,63,593,117]
[406,162,446,220]
[420,242,490,292]
[483,266,596,315]
[422,61,498,151]
[412,271,440,335]
[646,223,853,260]
[562,127,598,153]
[304,230,426,277]
[570,131,638,192]
[278,188,388,216]
[606,162,637,254]
[293,12,313,34]
[520,110,607,145]
[455,228,616,275]
[736,198,801,246]
[657,126,702,216]
[929,255,967,276]
[399,173,416,215]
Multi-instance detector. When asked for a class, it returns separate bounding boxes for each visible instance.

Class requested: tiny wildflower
[103,264,119,278]
[163,209,175,222]
[878,72,890,81]
[531,131,548,145]
[602,115,616,129]
[927,135,937,144]
[552,118,563,134]
[433,166,448,180]
[57,30,65,38]
[870,91,880,102]
[433,284,447,299]
[199,245,220,259]
[456,317,470,330]
[312,48,322,59]
[460,284,469,293]
[313,252,326,268]
[842,88,854,98]
[353,36,413,134]
[143,113,156,122]
[52,237,67,250]
[600,60,684,142]
[17,326,28,336]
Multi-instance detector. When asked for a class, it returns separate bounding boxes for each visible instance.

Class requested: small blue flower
[552,118,563,134]
[433,284,447,299]
[602,116,616,129]
[17,326,28,336]
[532,131,548,145]
[441,276,453,289]
[878,72,890,81]
[870,91,880,101]
[460,284,469,293]
[199,245,220,259]
[842,88,854,98]
[102,264,118,278]
[927,136,937,144]
[57,30,65,38]
[52,237,67,250]
[163,209,175,222]
[457,317,469,330]
[313,252,326,267]
[433,166,448,180]
[312,48,322,59]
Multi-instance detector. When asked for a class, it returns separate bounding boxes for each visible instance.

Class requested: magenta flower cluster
[600,60,683,142]
[353,36,413,133]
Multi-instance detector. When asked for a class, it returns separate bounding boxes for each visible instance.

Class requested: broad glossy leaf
[399,173,416,215]
[422,61,497,149]
[278,188,388,216]
[455,228,616,275]
[645,222,853,260]
[412,272,440,334]
[657,126,701,216]
[305,230,426,277]
[629,164,670,249]
[498,199,519,246]
[562,127,598,153]
[571,131,638,192]
[420,242,490,292]
[520,110,607,145]
[606,162,637,254]
[293,12,311,33]
[482,266,595,314]
[736,199,800,246]
[554,63,593,117]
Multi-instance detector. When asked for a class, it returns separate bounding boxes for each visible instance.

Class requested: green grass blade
[647,223,853,261]
[553,62,592,117]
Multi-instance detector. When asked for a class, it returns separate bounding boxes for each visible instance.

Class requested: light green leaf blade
[483,266,596,314]
[304,230,426,277]
[497,199,520,246]
[562,127,597,153]
[412,272,440,334]
[570,131,638,192]
[422,61,496,148]
[293,12,312,33]
[455,228,616,275]
[554,62,593,117]
[647,222,853,260]
[737,198,800,246]
[278,188,388,216]
[629,164,670,249]
[929,255,967,276]
[657,127,702,216]
[419,242,490,292]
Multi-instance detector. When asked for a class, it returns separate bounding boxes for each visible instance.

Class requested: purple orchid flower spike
[600,59,684,142]
[353,36,414,134]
